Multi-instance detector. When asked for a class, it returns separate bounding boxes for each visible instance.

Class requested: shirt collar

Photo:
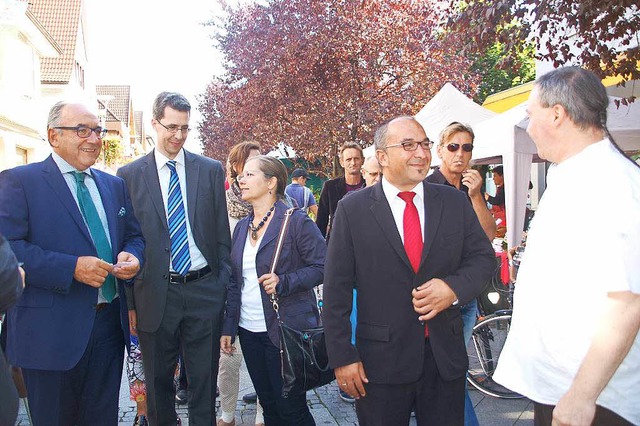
[154,148,185,171]
[381,176,424,205]
[51,152,93,176]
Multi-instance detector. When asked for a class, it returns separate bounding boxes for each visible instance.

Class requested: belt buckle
[170,273,187,284]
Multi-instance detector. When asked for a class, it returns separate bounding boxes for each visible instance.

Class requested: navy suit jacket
[323,180,495,383]
[223,202,326,348]
[0,156,144,371]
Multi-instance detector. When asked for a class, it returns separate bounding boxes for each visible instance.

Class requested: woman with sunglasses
[426,121,496,426]
[221,155,326,426]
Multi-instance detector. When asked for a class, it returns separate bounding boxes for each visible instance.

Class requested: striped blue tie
[166,161,191,275]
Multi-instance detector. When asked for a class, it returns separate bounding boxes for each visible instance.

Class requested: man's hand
[220,336,235,355]
[112,252,140,280]
[462,169,483,198]
[412,278,457,321]
[552,391,596,426]
[335,362,368,399]
[128,310,138,336]
[74,256,112,287]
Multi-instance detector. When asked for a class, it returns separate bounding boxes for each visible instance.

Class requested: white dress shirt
[154,149,207,272]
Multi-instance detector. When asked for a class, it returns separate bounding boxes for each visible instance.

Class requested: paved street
[14,358,534,425]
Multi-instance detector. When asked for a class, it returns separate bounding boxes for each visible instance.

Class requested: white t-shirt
[494,139,640,424]
[239,232,267,332]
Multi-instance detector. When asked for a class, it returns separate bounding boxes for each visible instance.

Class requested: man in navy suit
[0,101,144,425]
[324,116,495,425]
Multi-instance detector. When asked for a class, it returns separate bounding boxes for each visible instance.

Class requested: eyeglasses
[385,140,433,151]
[445,143,474,152]
[362,170,381,178]
[157,120,190,135]
[52,126,106,138]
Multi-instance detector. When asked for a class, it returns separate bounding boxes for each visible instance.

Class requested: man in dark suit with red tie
[323,116,495,425]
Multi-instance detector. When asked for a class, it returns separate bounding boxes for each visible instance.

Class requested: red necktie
[398,192,423,272]
[398,191,428,336]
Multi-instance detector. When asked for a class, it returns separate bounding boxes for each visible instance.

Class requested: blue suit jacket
[0,156,144,371]
[223,202,326,347]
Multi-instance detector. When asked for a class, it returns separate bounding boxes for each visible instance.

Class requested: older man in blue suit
[0,101,144,425]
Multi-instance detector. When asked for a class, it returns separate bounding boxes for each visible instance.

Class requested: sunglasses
[445,143,473,152]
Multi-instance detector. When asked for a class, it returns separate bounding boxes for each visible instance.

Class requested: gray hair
[47,101,70,129]
[373,115,417,150]
[535,67,608,130]
[152,92,191,120]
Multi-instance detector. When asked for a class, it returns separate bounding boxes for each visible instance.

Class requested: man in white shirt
[494,67,640,426]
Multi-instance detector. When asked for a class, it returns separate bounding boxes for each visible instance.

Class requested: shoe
[175,388,187,405]
[133,414,148,426]
[242,392,257,403]
[339,389,356,403]
[216,419,235,426]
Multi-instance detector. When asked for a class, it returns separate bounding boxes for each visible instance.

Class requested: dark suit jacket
[117,150,231,333]
[316,177,364,239]
[323,181,495,383]
[0,233,22,426]
[223,202,326,348]
[0,156,145,371]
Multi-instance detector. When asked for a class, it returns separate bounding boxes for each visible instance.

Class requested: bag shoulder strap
[269,208,295,316]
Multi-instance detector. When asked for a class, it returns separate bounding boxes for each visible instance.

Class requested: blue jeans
[461,299,479,426]
[239,327,315,426]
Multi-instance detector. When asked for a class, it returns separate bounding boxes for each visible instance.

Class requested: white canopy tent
[472,97,640,249]
[363,83,496,160]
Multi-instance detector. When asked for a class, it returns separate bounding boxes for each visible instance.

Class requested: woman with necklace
[218,141,264,426]
[221,155,326,426]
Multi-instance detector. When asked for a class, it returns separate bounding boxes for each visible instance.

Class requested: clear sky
[86,0,227,153]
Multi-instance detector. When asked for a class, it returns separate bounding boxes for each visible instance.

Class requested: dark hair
[227,141,261,180]
[535,67,607,131]
[339,142,364,159]
[152,92,191,120]
[439,121,475,146]
[373,115,418,150]
[245,155,288,199]
[493,165,503,176]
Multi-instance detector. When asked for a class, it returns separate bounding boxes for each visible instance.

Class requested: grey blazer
[117,150,231,332]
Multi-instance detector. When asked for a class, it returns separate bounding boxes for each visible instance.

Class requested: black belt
[169,265,211,284]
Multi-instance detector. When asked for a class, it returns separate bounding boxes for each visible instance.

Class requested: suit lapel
[258,202,285,259]
[184,150,199,228]
[369,184,413,272]
[420,182,442,270]
[142,151,169,231]
[42,156,93,244]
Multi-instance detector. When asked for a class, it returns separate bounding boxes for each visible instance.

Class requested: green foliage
[447,0,640,104]
[470,42,536,104]
[101,135,124,167]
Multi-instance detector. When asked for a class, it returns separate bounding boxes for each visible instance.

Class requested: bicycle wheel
[467,313,524,399]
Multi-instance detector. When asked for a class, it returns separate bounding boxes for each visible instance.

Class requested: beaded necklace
[249,203,276,240]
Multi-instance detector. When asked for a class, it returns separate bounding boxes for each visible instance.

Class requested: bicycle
[466,255,524,399]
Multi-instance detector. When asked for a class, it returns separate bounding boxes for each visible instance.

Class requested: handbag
[269,208,335,398]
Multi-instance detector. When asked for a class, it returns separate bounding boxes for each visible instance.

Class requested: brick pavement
[14,361,534,425]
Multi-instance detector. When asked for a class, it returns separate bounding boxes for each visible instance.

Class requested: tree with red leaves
[446,0,639,104]
[199,0,479,176]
